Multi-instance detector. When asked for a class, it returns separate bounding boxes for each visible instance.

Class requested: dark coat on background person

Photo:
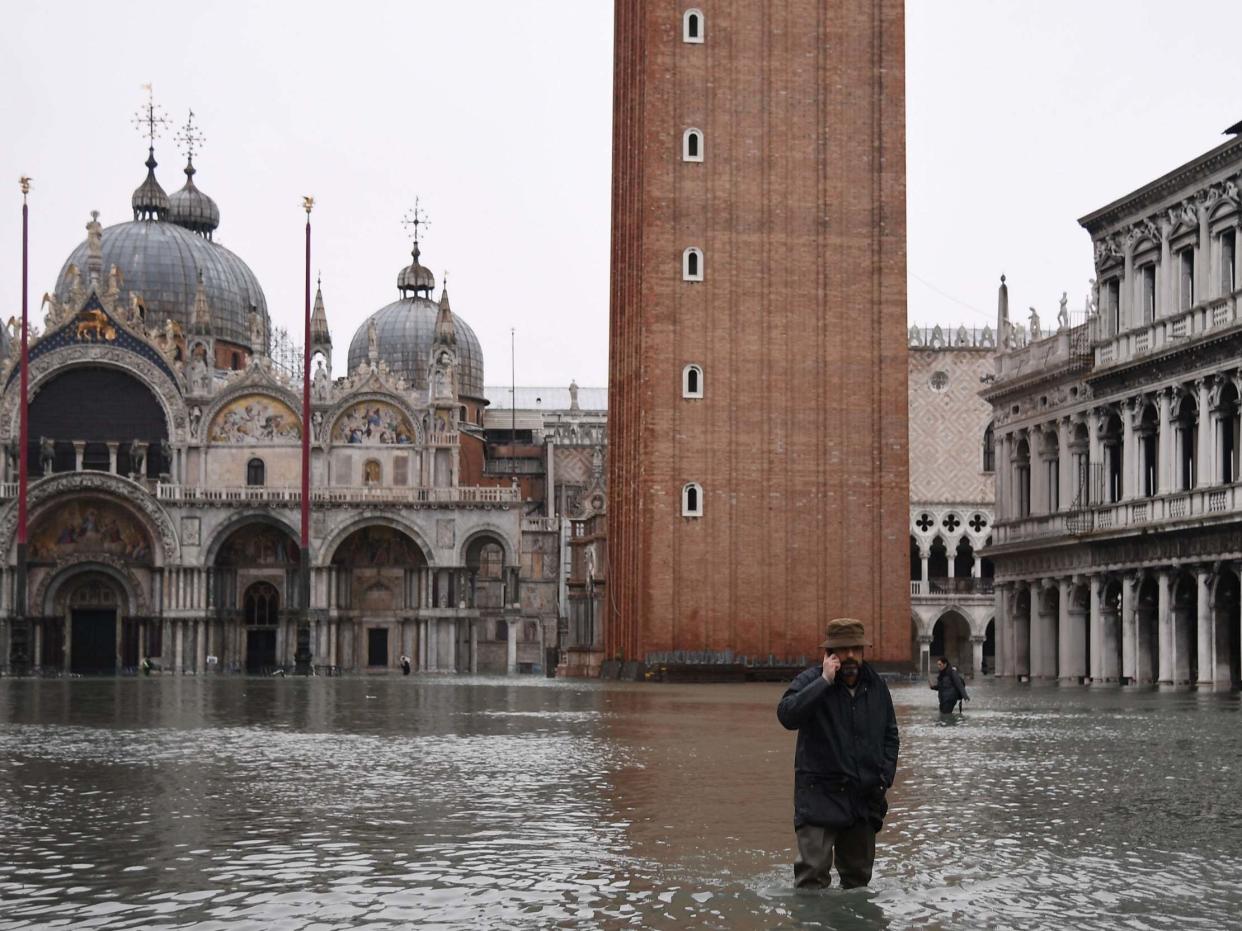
[777,662,900,832]
[934,665,969,709]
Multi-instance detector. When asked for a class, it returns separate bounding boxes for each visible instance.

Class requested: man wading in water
[777,617,900,889]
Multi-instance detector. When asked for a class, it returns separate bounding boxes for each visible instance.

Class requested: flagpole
[296,195,314,675]
[14,177,31,674]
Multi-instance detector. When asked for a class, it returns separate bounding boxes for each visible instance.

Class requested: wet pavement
[0,675,1238,929]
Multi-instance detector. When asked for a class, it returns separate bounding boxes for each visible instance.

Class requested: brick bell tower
[607,1,910,669]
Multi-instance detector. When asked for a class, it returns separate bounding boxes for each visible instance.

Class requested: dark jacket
[933,665,969,706]
[777,662,899,831]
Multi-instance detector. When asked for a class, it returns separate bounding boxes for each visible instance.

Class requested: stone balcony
[992,482,1242,545]
[1092,291,1240,372]
[0,480,521,507]
[910,578,995,598]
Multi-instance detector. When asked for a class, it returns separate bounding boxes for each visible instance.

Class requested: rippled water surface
[1,676,1239,930]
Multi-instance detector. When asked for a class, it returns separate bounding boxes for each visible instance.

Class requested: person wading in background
[777,617,900,889]
[932,657,970,713]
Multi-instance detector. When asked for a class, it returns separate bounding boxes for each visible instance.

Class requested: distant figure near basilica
[0,108,606,677]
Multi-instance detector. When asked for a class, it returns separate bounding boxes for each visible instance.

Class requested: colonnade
[995,372,1242,522]
[993,564,1242,686]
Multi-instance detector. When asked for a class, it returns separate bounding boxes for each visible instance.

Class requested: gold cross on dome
[175,109,206,162]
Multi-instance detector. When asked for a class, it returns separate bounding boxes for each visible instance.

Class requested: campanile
[607,1,910,667]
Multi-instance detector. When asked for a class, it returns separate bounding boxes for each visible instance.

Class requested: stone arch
[323,393,423,450]
[2,474,178,565]
[319,514,433,568]
[37,556,146,617]
[931,609,972,672]
[203,511,301,567]
[201,385,303,446]
[928,603,987,639]
[458,525,518,567]
[2,348,187,444]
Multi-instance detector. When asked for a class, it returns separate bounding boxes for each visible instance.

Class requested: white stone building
[985,127,1242,686]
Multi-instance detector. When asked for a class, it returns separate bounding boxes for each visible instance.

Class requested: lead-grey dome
[347,296,485,400]
[55,218,268,351]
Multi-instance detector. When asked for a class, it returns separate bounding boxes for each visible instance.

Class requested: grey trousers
[793,821,876,889]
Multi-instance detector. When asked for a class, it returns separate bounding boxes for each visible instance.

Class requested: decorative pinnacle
[132,83,170,148]
[302,195,315,215]
[175,109,205,164]
[19,176,31,201]
[401,197,431,244]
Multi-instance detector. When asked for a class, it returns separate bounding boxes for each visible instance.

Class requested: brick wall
[608,0,910,665]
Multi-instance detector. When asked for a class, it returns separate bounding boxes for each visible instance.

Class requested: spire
[169,110,220,238]
[434,279,457,348]
[85,211,104,286]
[997,274,1009,340]
[311,274,331,347]
[191,269,213,334]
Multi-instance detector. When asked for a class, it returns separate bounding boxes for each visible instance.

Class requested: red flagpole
[297,196,313,674]
[16,179,31,638]
[301,200,312,554]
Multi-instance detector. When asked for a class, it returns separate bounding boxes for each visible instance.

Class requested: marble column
[1120,575,1136,681]
[1057,418,1072,511]
[1196,378,1212,487]
[1088,575,1102,681]
[469,620,479,674]
[1157,570,1173,684]
[1058,578,1080,680]
[107,442,119,474]
[994,583,1009,678]
[1031,583,1049,678]
[73,440,86,472]
[1160,223,1173,317]
[1087,410,1103,505]
[1121,400,1136,502]
[1196,568,1213,686]
[1157,388,1172,495]
[970,636,985,678]
[506,619,518,675]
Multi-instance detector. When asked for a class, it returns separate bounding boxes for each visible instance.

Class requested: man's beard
[841,660,861,682]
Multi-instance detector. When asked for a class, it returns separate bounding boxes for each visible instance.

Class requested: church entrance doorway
[244,582,279,673]
[368,628,389,667]
[71,609,117,674]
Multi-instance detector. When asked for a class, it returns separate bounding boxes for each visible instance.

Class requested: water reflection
[0,677,1238,929]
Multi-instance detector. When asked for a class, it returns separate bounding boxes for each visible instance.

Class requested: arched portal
[212,520,300,672]
[1100,578,1123,681]
[243,581,279,672]
[1172,572,1198,684]
[27,366,169,479]
[330,524,427,670]
[931,610,972,674]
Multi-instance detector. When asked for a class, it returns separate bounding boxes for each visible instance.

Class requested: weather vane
[401,197,431,244]
[175,109,205,163]
[132,83,170,148]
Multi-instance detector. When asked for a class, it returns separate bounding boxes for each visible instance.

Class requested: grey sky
[3,2,1239,391]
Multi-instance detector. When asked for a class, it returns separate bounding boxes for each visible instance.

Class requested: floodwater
[0,677,1239,931]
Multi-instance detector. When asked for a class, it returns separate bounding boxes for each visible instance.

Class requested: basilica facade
[0,140,562,677]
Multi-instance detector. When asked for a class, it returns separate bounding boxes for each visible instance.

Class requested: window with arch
[683,247,704,281]
[363,459,381,485]
[682,482,703,517]
[244,581,279,626]
[246,457,265,486]
[682,363,704,398]
[982,421,995,472]
[683,128,703,162]
[683,8,704,43]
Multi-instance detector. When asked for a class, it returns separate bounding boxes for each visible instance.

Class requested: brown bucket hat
[820,617,872,649]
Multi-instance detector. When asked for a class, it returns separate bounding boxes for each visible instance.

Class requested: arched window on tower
[683,247,704,282]
[246,457,265,486]
[682,363,704,399]
[682,482,703,517]
[683,9,704,43]
[683,128,703,162]
[982,420,995,472]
